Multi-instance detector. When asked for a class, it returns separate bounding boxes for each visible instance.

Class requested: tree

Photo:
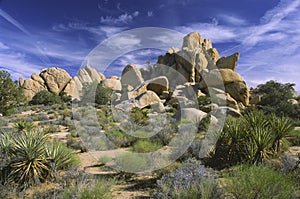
[0,70,26,116]
[253,80,300,118]
[80,82,113,105]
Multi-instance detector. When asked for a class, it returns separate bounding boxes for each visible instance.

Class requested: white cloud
[147,11,153,17]
[100,11,139,25]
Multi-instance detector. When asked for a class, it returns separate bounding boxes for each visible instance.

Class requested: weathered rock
[182,32,212,50]
[206,48,220,63]
[23,78,47,99]
[178,108,207,123]
[63,79,79,99]
[19,77,24,87]
[200,69,244,88]
[100,78,122,91]
[40,67,71,94]
[225,82,249,106]
[85,65,105,82]
[121,64,144,88]
[216,106,241,117]
[151,102,165,113]
[146,76,169,95]
[31,73,44,85]
[116,91,161,111]
[216,52,240,70]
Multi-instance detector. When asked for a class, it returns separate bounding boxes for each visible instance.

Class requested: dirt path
[78,150,157,199]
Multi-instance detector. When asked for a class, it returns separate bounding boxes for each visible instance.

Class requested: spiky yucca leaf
[268,114,294,153]
[9,131,49,186]
[46,142,79,170]
[13,120,35,133]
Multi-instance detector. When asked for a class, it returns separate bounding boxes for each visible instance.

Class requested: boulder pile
[20,32,249,115]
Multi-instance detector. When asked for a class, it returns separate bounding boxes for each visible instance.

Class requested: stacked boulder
[20,32,249,116]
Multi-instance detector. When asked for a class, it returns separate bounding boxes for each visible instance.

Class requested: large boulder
[40,67,71,94]
[200,69,244,88]
[85,65,105,82]
[146,76,169,95]
[116,91,161,111]
[100,78,122,91]
[182,32,212,50]
[121,64,144,88]
[225,82,249,106]
[216,52,240,71]
[22,78,47,99]
[178,108,207,123]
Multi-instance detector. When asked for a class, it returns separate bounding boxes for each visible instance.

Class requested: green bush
[132,140,162,153]
[224,165,298,199]
[0,70,26,116]
[115,152,149,172]
[62,178,114,199]
[130,107,149,126]
[80,82,114,105]
[207,110,294,168]
[30,90,62,106]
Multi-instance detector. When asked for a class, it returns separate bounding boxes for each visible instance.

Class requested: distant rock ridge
[20,31,249,114]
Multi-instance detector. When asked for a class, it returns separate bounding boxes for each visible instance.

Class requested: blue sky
[0,0,299,92]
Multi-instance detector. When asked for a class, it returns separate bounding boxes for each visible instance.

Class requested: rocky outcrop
[121,64,144,88]
[23,78,47,99]
[116,91,161,111]
[20,31,249,116]
[100,78,122,91]
[216,52,240,70]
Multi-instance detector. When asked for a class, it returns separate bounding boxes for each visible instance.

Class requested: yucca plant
[8,131,49,187]
[268,114,294,154]
[13,120,35,133]
[46,142,79,171]
[247,126,275,165]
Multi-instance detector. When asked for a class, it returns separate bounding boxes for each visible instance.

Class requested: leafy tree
[253,80,300,118]
[0,70,26,116]
[80,82,113,105]
[30,90,62,105]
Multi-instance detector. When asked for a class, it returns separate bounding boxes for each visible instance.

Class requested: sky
[0,0,299,92]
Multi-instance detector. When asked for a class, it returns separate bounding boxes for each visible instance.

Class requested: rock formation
[20,31,250,116]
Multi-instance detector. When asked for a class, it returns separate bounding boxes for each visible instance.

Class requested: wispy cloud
[100,11,139,25]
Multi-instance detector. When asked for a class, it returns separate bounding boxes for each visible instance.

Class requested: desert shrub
[132,140,162,153]
[0,70,26,116]
[115,152,149,172]
[0,118,8,126]
[130,107,150,126]
[150,124,177,145]
[288,129,300,146]
[156,158,218,199]
[62,178,114,199]
[80,82,114,105]
[30,90,62,106]
[206,110,294,168]
[106,127,137,147]
[43,125,60,134]
[31,113,49,121]
[13,120,35,133]
[66,136,88,152]
[224,165,298,199]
